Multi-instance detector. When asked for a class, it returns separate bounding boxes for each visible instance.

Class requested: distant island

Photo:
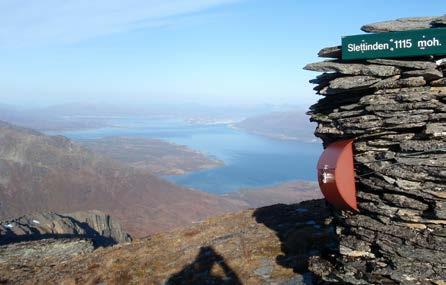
[234,110,317,143]
[78,136,223,176]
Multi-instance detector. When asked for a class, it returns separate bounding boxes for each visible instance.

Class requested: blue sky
[0,0,444,108]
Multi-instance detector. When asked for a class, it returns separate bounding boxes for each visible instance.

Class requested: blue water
[47,118,322,194]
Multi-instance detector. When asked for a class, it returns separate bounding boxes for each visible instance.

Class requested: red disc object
[317,139,358,211]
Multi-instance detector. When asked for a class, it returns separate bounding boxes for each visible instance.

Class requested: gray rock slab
[425,123,446,137]
[403,69,443,81]
[400,140,446,152]
[431,78,446,86]
[371,75,401,89]
[309,72,341,85]
[325,76,380,93]
[398,76,427,88]
[304,61,400,77]
[317,46,342,59]
[384,114,430,126]
[361,16,442,33]
[367,59,437,70]
[435,58,446,67]
[432,16,446,26]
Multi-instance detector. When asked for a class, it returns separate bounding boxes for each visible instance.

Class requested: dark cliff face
[0,210,132,247]
[0,120,245,237]
[305,16,446,284]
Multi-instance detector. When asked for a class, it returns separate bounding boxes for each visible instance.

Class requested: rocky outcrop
[0,239,94,284]
[305,16,446,284]
[0,210,131,247]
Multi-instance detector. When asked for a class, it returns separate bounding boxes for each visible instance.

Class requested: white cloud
[0,0,240,47]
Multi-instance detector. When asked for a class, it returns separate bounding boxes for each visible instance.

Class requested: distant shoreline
[77,136,225,176]
[229,123,319,144]
[222,180,322,209]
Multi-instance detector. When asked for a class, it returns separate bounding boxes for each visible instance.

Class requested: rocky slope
[305,16,446,284]
[226,180,322,208]
[0,199,334,285]
[0,120,245,237]
[0,238,96,285]
[0,210,131,247]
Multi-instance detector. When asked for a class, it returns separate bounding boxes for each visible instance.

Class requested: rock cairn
[305,16,446,284]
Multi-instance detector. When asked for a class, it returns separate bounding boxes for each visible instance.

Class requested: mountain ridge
[0,120,245,237]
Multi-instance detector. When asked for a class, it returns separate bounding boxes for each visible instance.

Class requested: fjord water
[49,118,321,194]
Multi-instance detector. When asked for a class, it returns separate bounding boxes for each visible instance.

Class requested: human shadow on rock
[166,246,242,285]
[253,199,338,278]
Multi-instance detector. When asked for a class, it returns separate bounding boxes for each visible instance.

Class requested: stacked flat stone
[304,16,446,284]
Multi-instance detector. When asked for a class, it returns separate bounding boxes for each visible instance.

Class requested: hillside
[0,121,245,237]
[0,199,333,284]
[226,180,322,208]
[78,136,223,175]
[235,111,317,142]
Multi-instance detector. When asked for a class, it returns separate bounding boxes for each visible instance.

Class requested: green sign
[342,28,446,60]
